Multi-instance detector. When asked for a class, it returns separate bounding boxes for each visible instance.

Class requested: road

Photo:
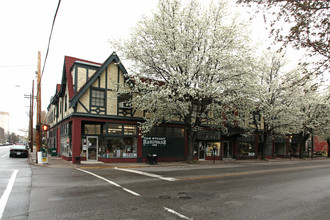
[1,147,330,220]
[0,145,31,220]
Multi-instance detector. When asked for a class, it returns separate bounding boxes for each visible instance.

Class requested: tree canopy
[237,0,330,74]
[116,0,255,160]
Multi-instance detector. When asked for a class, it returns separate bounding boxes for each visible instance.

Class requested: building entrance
[223,141,233,158]
[87,136,98,161]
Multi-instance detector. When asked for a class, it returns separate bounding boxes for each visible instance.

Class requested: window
[99,137,137,158]
[124,125,136,135]
[91,89,105,107]
[108,124,123,135]
[84,124,102,135]
[237,142,255,156]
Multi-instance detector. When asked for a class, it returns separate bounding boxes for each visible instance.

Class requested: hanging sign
[143,137,166,147]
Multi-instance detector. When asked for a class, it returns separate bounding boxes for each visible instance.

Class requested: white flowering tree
[116,0,255,161]
[299,85,330,158]
[318,88,330,157]
[248,51,307,159]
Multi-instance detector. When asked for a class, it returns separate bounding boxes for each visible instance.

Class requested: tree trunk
[299,132,310,159]
[186,135,194,161]
[260,132,269,160]
[185,126,196,162]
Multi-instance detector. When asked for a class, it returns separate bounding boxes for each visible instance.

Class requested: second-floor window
[91,89,105,107]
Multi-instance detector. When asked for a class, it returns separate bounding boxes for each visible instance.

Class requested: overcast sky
[0,0,276,136]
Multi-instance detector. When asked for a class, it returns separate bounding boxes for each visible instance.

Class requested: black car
[10,145,29,158]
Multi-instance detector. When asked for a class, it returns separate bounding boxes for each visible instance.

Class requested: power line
[40,0,62,82]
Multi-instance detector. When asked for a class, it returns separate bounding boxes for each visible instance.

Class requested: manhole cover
[159,195,171,199]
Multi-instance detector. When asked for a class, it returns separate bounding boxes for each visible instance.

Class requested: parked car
[9,145,28,158]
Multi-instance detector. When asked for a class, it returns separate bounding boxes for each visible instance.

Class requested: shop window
[237,142,255,156]
[84,124,102,135]
[206,142,221,157]
[99,137,137,158]
[91,89,105,107]
[275,143,286,155]
[124,125,136,135]
[108,124,122,135]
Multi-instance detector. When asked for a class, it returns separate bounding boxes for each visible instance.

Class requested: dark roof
[48,52,128,109]
[62,56,102,99]
[69,52,128,107]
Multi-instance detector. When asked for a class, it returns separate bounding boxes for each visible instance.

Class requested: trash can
[51,148,57,156]
[146,154,158,165]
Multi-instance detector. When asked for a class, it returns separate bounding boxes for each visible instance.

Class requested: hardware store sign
[143,137,166,147]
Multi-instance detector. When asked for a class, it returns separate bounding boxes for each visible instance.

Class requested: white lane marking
[1,154,9,158]
[164,207,192,220]
[77,168,141,197]
[0,170,18,219]
[115,167,177,182]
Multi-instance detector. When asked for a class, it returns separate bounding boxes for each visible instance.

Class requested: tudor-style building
[47,52,294,164]
[47,53,189,163]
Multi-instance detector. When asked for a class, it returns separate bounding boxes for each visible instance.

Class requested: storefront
[194,130,221,160]
[236,136,257,159]
[222,141,233,158]
[80,121,139,162]
[60,122,72,159]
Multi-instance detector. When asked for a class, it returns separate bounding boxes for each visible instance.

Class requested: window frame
[90,88,105,107]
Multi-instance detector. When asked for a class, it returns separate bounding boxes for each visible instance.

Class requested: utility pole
[30,80,34,152]
[36,51,41,163]
[31,80,34,152]
[24,80,35,153]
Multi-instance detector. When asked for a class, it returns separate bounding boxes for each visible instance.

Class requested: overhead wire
[40,0,62,82]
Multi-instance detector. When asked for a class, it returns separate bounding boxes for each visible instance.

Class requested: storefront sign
[143,137,166,147]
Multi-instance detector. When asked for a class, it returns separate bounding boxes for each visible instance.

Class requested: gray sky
[0,0,280,136]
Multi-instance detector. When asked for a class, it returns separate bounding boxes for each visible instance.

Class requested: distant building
[0,127,4,144]
[0,111,9,133]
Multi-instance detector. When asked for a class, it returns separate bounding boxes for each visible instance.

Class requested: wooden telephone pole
[25,80,35,152]
[36,51,41,163]
[30,80,34,152]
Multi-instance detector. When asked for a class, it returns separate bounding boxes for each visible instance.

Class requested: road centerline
[0,169,18,219]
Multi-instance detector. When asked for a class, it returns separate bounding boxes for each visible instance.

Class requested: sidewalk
[29,147,328,169]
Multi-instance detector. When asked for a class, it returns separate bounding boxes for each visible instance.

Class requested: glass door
[199,142,206,160]
[223,141,232,158]
[87,136,98,161]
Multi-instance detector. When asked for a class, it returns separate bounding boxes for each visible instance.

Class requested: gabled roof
[70,52,128,107]
[48,56,102,109]
[61,56,102,99]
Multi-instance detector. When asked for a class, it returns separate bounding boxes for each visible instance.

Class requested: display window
[237,142,255,156]
[206,142,221,157]
[99,137,137,158]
